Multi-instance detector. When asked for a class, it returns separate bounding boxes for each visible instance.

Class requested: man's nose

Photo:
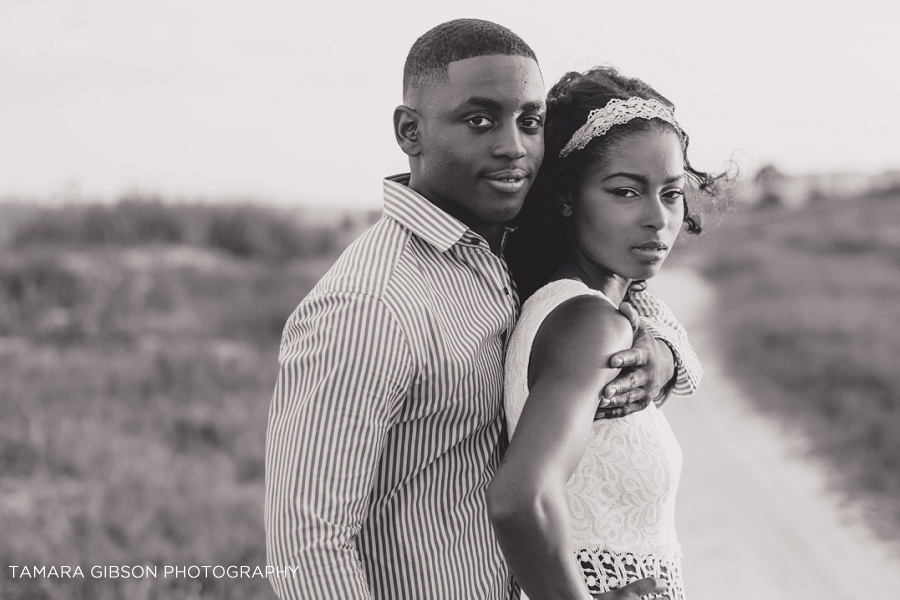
[492,123,527,160]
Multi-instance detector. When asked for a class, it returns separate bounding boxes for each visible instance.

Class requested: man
[265,19,700,599]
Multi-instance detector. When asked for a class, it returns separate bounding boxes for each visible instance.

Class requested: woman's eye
[663,189,685,202]
[613,188,639,198]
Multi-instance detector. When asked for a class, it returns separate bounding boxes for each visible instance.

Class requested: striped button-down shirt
[265,175,702,599]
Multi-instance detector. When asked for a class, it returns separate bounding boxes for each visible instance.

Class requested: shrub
[206,206,333,260]
[7,198,350,262]
[697,194,900,538]
[12,198,183,247]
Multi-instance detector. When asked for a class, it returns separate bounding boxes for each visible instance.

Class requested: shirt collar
[383,174,515,254]
[383,174,470,253]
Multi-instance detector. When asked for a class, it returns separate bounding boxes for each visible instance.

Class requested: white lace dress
[504,279,685,600]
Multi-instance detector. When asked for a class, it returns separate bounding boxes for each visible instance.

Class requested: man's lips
[483,169,530,194]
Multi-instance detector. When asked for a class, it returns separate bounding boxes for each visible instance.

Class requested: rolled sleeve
[628,289,703,396]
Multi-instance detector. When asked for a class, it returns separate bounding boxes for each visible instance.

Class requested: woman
[488,66,720,599]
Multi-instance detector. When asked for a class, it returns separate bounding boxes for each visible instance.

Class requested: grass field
[3,193,899,597]
[693,191,900,538]
[0,201,346,599]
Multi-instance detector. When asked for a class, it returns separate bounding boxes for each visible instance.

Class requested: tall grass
[696,193,900,537]
[9,197,363,261]
[0,200,351,599]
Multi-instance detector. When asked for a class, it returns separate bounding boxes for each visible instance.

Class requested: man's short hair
[403,18,538,104]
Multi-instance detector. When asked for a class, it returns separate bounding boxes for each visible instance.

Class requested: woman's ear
[558,194,574,217]
[393,105,422,157]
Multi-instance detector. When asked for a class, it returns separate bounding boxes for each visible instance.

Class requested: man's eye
[467,116,493,128]
[520,116,543,130]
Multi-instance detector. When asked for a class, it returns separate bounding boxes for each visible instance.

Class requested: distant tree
[754,164,784,207]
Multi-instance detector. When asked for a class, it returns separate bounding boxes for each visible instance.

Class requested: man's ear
[393,105,422,157]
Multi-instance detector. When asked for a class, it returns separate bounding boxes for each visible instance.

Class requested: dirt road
[650,268,900,600]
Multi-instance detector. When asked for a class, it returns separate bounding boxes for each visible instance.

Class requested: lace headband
[558,97,682,159]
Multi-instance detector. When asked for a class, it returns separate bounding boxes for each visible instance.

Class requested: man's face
[411,55,545,234]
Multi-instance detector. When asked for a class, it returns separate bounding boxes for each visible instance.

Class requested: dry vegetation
[694,191,900,538]
[3,193,899,597]
[0,199,357,599]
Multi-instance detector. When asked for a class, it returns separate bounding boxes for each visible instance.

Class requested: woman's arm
[487,295,633,600]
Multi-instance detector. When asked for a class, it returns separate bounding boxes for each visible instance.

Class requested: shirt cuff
[642,318,702,397]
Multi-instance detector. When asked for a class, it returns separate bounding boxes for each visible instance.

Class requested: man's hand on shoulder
[595,302,676,420]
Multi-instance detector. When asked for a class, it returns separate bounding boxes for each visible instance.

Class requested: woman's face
[567,126,686,282]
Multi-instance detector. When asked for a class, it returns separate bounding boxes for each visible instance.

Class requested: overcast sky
[2,0,898,208]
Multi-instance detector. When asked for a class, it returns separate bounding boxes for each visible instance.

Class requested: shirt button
[503,287,510,296]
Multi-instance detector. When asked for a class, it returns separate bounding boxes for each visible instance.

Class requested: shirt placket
[458,236,518,344]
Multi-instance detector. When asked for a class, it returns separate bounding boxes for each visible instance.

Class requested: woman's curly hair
[506,65,725,301]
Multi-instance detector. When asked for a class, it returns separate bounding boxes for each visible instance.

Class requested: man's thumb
[618,301,641,333]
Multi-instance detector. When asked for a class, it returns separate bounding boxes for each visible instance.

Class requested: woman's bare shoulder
[528,293,634,386]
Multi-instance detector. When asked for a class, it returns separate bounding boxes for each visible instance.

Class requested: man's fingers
[605,387,650,410]
[619,396,651,417]
[608,347,648,371]
[595,395,650,420]
[614,576,666,597]
[591,576,666,598]
[601,367,651,403]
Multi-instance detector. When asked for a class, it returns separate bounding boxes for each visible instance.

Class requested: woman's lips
[631,242,668,262]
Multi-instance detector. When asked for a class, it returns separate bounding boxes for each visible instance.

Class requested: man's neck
[473,225,506,255]
[406,176,507,255]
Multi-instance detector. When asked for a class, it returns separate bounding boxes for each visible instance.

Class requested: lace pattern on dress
[577,547,685,600]
[505,279,686,598]
[505,280,683,553]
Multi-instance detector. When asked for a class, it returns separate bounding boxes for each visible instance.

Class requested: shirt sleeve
[627,288,702,396]
[265,291,414,599]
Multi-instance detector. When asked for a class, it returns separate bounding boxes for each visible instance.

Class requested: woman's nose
[644,197,668,230]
